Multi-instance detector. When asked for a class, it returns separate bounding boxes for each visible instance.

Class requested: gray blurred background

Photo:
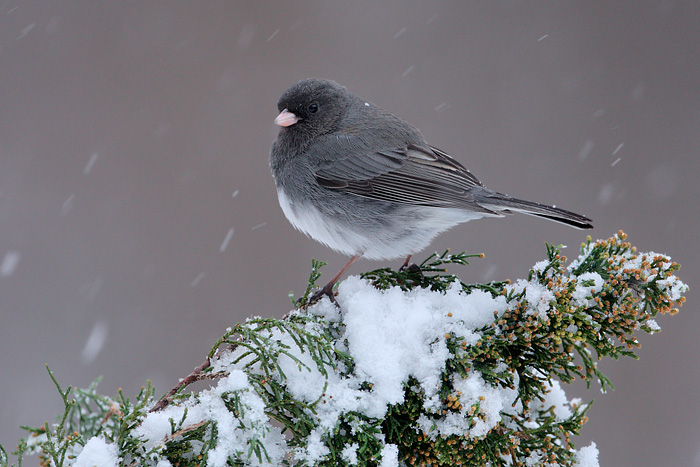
[1,1,698,465]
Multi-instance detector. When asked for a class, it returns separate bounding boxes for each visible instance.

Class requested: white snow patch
[532,259,550,273]
[530,380,574,422]
[508,280,555,320]
[574,442,599,467]
[133,369,285,466]
[341,443,359,465]
[333,277,505,418]
[418,371,518,439]
[379,443,399,467]
[73,436,119,467]
[571,272,604,307]
[644,319,661,332]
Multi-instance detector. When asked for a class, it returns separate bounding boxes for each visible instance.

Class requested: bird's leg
[400,255,412,270]
[307,254,361,305]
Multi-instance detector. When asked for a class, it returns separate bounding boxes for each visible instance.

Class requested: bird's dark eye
[308,103,319,113]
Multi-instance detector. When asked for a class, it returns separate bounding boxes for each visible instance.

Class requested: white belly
[277,189,364,256]
[277,188,486,260]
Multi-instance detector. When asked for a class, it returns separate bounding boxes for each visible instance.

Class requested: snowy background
[1,2,698,466]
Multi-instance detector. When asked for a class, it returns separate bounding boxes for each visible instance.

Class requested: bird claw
[400,262,423,276]
[297,285,338,307]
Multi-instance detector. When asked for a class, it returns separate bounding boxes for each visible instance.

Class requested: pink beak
[274,109,299,127]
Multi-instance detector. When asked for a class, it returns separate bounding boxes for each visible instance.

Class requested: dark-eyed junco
[270,78,592,300]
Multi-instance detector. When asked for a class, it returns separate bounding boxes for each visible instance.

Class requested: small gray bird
[270,78,592,301]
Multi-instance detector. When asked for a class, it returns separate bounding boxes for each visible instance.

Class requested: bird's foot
[399,262,423,276]
[297,283,338,307]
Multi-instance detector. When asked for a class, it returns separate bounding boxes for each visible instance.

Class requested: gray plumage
[270,78,592,264]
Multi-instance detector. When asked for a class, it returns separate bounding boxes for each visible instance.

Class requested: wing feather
[311,134,492,212]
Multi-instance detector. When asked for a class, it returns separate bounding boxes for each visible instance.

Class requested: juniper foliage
[0,232,686,467]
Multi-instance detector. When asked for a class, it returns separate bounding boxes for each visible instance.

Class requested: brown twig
[162,420,208,444]
[101,402,124,424]
[150,359,211,413]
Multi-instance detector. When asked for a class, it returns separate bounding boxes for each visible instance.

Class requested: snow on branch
[2,232,686,467]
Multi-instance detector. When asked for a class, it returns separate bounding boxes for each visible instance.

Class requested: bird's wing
[310,134,495,212]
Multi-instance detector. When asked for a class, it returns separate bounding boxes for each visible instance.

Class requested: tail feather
[477,193,593,230]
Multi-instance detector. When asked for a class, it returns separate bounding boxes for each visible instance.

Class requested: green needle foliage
[0,232,687,467]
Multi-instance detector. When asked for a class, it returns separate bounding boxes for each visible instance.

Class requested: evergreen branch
[0,231,687,467]
[294,259,328,308]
